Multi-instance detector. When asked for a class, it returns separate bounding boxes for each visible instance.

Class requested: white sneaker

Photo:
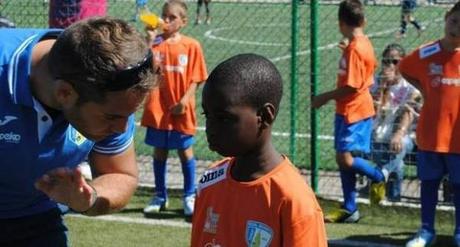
[183,195,195,216]
[143,197,168,214]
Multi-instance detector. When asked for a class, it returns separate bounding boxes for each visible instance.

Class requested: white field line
[66,213,192,228]
[66,214,400,247]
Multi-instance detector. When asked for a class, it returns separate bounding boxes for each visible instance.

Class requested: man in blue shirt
[0,17,156,246]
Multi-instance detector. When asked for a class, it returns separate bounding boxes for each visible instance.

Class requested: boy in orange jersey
[312,0,385,223]
[400,3,460,246]
[191,53,327,247]
[141,0,208,217]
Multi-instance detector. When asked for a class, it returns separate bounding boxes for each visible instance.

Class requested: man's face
[201,84,260,157]
[63,90,146,142]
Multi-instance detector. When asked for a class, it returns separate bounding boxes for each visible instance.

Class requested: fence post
[310,0,319,192]
[289,0,300,163]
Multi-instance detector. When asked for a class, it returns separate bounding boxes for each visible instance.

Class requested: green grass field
[65,188,457,246]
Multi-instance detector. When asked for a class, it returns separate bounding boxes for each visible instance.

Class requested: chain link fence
[0,0,456,203]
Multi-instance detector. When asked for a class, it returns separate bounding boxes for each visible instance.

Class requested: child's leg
[178,147,196,197]
[400,14,408,34]
[452,183,460,237]
[339,166,357,212]
[420,179,440,234]
[153,148,169,199]
[337,152,385,182]
[204,0,211,23]
[196,0,203,24]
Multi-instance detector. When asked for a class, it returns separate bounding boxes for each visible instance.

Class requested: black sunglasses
[381,58,400,66]
[55,50,154,91]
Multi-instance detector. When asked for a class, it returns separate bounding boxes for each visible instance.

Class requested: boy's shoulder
[197,158,231,193]
[180,34,203,46]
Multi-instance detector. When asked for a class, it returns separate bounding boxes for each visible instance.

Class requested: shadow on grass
[329,232,456,247]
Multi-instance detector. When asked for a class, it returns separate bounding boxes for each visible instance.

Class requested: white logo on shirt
[428,63,443,76]
[0,132,21,143]
[204,207,219,234]
[0,115,18,126]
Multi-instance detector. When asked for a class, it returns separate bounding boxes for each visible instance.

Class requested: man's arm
[35,143,138,216]
[311,86,357,109]
[84,143,138,215]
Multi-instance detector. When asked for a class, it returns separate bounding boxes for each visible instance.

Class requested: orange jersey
[141,35,208,135]
[399,40,460,153]
[336,35,377,123]
[191,157,327,247]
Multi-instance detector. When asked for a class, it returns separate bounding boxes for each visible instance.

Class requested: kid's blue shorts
[402,0,417,13]
[417,151,460,183]
[145,128,195,150]
[334,114,372,153]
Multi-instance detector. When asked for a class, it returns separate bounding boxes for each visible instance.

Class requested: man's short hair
[206,53,283,115]
[338,0,365,27]
[48,17,156,103]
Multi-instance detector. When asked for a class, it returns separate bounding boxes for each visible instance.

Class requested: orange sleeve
[344,49,366,90]
[399,49,420,83]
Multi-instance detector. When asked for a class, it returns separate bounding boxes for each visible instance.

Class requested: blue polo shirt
[0,28,136,219]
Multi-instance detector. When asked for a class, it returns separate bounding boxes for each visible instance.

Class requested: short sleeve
[92,114,135,154]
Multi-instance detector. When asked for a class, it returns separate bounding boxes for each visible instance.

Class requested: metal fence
[0,0,456,203]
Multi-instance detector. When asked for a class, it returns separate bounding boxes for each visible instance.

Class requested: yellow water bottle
[139,8,164,30]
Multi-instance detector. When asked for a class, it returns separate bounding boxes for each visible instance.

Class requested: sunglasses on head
[381,58,400,66]
[55,50,154,91]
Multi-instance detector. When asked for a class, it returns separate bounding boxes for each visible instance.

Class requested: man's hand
[35,167,97,213]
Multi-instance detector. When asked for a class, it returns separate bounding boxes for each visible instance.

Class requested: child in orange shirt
[312,0,385,223]
[399,3,460,246]
[141,0,208,217]
[192,53,327,247]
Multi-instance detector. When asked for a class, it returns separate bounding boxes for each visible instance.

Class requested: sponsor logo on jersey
[69,128,87,146]
[0,131,21,144]
[431,76,460,87]
[203,207,219,234]
[198,163,228,191]
[420,43,441,59]
[245,220,273,247]
[0,115,18,126]
[428,63,443,76]
[178,54,188,66]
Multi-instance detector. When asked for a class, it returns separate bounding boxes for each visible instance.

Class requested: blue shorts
[145,128,194,150]
[417,151,460,183]
[334,115,372,153]
[402,0,417,13]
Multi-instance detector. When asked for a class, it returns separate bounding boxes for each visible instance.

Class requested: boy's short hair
[338,0,365,27]
[164,0,188,19]
[382,43,406,57]
[48,17,156,104]
[206,53,283,115]
[446,1,460,17]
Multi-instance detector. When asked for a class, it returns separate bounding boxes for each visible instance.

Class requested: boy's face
[445,10,460,41]
[202,84,261,157]
[161,4,187,35]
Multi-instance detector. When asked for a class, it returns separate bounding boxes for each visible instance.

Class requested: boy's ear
[257,103,276,129]
[54,80,79,108]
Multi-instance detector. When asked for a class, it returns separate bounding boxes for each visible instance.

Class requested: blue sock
[153,159,167,199]
[181,157,196,197]
[351,157,384,182]
[340,168,357,213]
[421,179,441,234]
[452,183,460,235]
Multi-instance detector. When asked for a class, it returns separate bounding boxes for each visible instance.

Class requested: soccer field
[65,188,456,246]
